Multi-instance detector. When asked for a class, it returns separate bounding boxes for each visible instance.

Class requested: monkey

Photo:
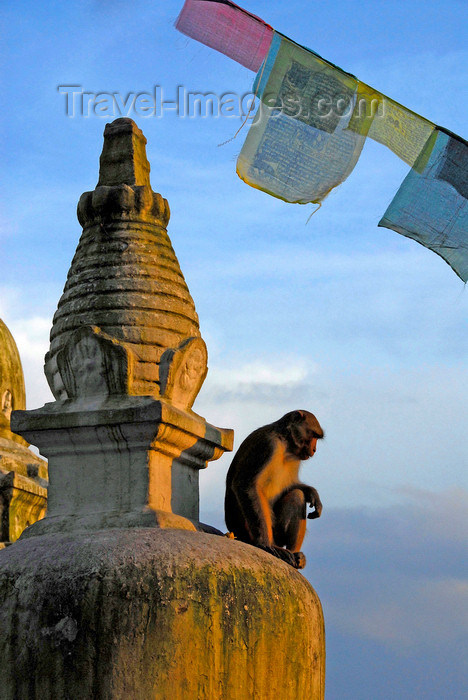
[225,410,324,570]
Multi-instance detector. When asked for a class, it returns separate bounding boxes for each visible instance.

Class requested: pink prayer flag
[175,0,273,72]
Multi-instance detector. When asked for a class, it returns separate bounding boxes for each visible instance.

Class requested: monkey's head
[278,410,324,461]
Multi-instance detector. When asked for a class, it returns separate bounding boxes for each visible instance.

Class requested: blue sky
[1,1,467,697]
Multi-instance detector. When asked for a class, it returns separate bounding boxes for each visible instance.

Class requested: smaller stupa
[0,319,48,547]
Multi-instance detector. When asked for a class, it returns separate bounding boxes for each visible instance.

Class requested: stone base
[0,436,48,481]
[0,528,325,700]
[12,396,233,531]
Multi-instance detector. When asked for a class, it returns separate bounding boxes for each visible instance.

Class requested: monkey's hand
[303,486,322,519]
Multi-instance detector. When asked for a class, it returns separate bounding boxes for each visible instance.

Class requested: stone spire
[13,119,233,535]
[45,118,204,407]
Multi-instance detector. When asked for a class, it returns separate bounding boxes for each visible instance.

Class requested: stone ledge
[12,396,233,456]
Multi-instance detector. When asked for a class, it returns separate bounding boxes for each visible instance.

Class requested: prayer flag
[237,35,366,204]
[175,0,273,72]
[347,83,435,167]
[176,2,435,169]
[379,129,468,282]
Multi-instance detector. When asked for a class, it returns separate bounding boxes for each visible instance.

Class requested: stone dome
[0,319,26,444]
[0,528,325,699]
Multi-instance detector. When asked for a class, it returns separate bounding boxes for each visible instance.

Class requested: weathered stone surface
[159,337,208,410]
[56,326,135,399]
[0,529,325,700]
[0,468,47,543]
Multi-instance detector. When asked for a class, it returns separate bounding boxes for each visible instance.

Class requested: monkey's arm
[279,483,323,519]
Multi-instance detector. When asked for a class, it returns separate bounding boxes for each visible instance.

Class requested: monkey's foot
[256,545,304,569]
[272,546,306,569]
[293,552,306,569]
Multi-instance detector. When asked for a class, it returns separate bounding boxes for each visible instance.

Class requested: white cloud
[208,358,311,386]
[0,298,53,410]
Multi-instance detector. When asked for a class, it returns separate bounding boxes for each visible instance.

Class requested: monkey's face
[309,437,318,457]
[292,429,318,461]
[286,410,323,461]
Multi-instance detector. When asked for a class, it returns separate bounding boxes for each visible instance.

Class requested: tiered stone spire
[45,118,204,406]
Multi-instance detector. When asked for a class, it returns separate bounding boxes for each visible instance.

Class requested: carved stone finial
[0,122,323,700]
[98,118,151,188]
[76,118,169,228]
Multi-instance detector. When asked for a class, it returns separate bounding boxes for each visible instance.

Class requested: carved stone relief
[159,337,208,410]
[55,326,134,399]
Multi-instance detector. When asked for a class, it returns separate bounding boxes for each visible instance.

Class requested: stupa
[0,318,48,547]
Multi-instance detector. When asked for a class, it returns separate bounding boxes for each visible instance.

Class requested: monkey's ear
[287,412,307,453]
[290,410,305,423]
